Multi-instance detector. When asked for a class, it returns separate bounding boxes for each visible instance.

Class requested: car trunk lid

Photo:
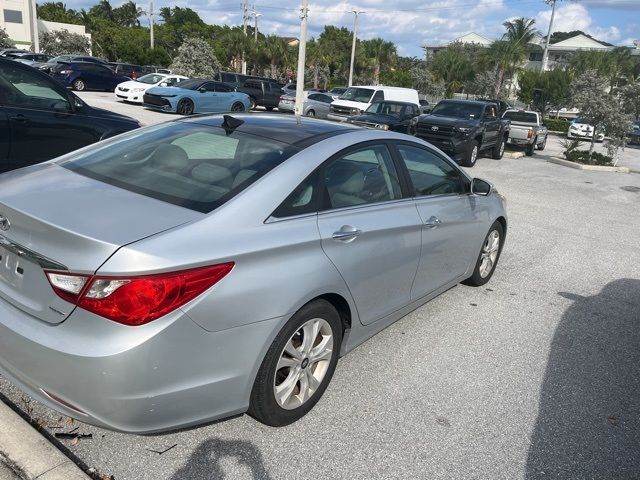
[0,163,202,324]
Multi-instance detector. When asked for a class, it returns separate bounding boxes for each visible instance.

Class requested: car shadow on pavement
[525,279,640,479]
[170,438,272,479]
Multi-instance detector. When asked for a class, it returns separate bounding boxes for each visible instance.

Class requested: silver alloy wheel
[274,318,333,410]
[471,146,478,164]
[74,79,85,91]
[479,229,500,278]
[499,140,505,156]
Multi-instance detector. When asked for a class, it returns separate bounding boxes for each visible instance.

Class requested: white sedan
[115,73,189,104]
[567,118,605,142]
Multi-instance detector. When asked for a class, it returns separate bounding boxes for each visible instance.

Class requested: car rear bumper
[0,295,284,433]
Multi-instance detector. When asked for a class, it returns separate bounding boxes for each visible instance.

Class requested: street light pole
[348,10,363,87]
[253,12,262,43]
[541,0,557,71]
[294,0,309,117]
[148,1,154,49]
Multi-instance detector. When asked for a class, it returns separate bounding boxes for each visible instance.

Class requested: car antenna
[222,115,244,135]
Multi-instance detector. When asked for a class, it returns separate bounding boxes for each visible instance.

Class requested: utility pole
[294,0,309,117]
[348,10,363,87]
[253,12,262,43]
[242,0,249,74]
[541,0,557,72]
[148,1,155,49]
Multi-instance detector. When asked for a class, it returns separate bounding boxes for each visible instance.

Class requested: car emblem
[0,214,9,231]
[431,126,439,131]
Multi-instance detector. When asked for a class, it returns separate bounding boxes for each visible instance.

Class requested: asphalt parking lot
[1,93,639,480]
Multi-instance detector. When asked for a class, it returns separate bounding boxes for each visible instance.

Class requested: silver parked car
[303,92,334,119]
[0,114,507,433]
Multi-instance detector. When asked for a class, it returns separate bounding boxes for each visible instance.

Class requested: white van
[327,86,420,122]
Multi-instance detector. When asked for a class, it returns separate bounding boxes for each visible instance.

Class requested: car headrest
[191,163,232,184]
[150,144,189,172]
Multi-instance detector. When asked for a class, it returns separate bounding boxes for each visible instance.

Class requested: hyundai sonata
[0,114,506,432]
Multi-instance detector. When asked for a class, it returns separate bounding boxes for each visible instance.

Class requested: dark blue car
[51,61,130,92]
[0,58,140,172]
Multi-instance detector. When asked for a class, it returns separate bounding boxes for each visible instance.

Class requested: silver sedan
[0,114,507,432]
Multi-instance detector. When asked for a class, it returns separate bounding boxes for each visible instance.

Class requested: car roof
[437,99,494,107]
[182,113,360,148]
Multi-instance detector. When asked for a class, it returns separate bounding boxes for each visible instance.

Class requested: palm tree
[363,38,396,85]
[503,17,538,47]
[262,35,288,79]
[429,42,475,97]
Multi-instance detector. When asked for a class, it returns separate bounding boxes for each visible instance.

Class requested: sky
[54,0,640,57]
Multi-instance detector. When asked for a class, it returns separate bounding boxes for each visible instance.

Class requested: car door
[393,142,485,299]
[317,94,333,118]
[482,105,500,149]
[316,142,423,325]
[0,109,9,171]
[0,62,97,171]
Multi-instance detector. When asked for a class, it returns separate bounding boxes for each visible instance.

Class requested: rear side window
[221,73,236,83]
[60,124,298,213]
[244,80,261,89]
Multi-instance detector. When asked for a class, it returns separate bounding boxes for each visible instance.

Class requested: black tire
[463,220,505,287]
[231,101,245,112]
[265,106,274,111]
[306,109,316,117]
[249,299,342,427]
[460,140,479,167]
[177,98,194,116]
[525,141,535,156]
[536,135,547,151]
[249,97,257,110]
[72,79,86,91]
[492,136,506,160]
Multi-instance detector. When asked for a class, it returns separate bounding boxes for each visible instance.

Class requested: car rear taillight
[59,69,73,75]
[45,263,234,326]
[527,128,533,139]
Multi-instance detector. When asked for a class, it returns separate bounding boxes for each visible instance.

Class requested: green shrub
[544,118,570,132]
[563,149,613,166]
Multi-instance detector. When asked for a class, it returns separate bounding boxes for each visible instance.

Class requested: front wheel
[177,98,194,115]
[249,97,257,110]
[463,221,504,287]
[306,109,316,117]
[72,79,86,91]
[460,140,479,167]
[249,300,342,426]
[536,135,547,151]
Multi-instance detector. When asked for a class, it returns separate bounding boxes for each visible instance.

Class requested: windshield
[503,111,538,123]
[365,102,404,117]
[59,123,297,213]
[339,87,374,103]
[431,101,483,119]
[137,73,166,84]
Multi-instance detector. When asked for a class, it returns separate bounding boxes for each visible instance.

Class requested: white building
[423,32,492,60]
[1,0,91,52]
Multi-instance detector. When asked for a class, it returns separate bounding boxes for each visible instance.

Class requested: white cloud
[535,3,622,43]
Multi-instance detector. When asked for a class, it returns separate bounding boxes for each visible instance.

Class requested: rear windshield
[503,111,538,123]
[339,87,374,103]
[59,123,298,213]
[431,101,483,119]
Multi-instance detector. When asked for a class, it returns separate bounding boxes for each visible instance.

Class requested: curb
[547,157,630,173]
[0,400,90,480]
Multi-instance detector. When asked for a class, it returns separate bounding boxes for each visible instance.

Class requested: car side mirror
[471,178,492,196]
[198,87,206,93]
[159,82,168,87]
[52,100,71,112]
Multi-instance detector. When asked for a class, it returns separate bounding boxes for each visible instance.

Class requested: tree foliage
[169,37,222,78]
[40,29,91,55]
[518,68,572,118]
[0,27,15,49]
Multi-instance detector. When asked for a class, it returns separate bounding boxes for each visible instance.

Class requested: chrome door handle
[423,216,442,228]
[332,226,362,241]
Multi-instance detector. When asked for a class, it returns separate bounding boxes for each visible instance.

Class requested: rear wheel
[177,98,194,116]
[536,135,547,151]
[231,101,245,112]
[461,140,479,167]
[525,141,535,156]
[249,300,342,426]
[463,221,504,287]
[306,109,316,117]
[265,106,274,111]
[72,79,86,91]
[492,136,506,159]
[249,97,257,110]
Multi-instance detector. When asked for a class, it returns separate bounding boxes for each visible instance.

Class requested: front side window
[324,145,402,209]
[397,144,464,196]
[371,90,384,103]
[365,101,404,117]
[60,124,298,213]
[0,63,68,107]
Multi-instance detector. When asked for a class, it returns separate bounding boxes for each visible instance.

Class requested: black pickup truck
[410,99,510,167]
[235,78,283,110]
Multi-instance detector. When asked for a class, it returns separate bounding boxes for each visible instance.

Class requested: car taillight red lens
[60,69,73,75]
[45,263,234,326]
[527,128,533,139]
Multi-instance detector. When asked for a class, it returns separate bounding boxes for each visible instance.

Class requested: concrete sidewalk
[0,400,89,480]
